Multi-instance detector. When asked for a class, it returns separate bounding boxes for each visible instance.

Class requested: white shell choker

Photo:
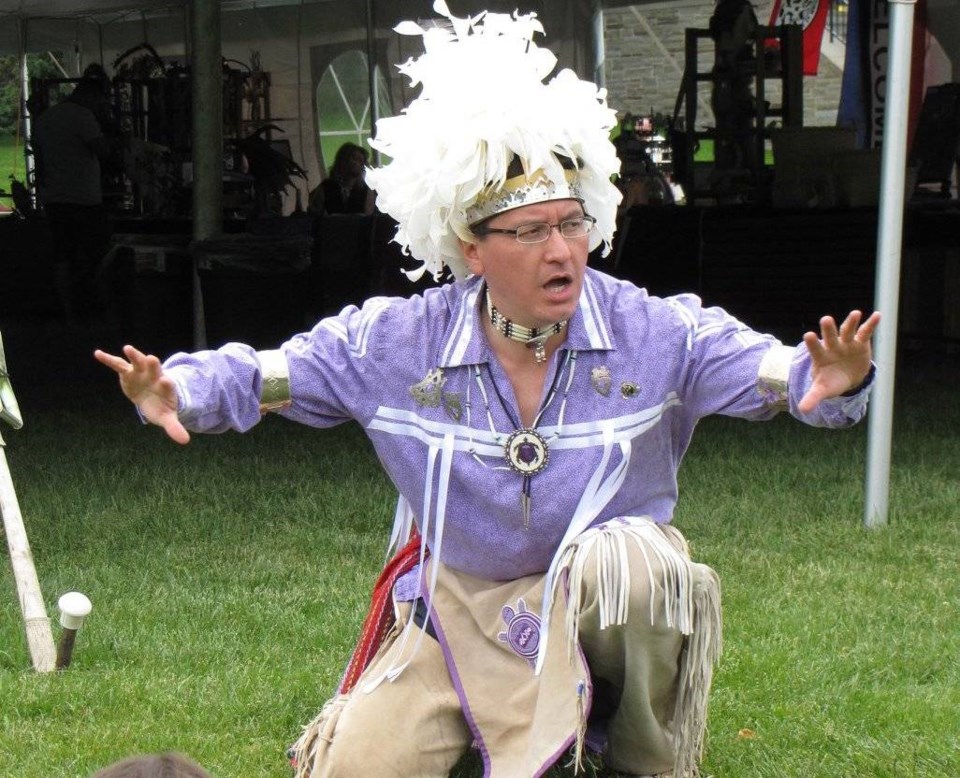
[485,289,567,364]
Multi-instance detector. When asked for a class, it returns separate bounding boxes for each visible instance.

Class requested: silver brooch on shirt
[409,368,462,421]
[591,366,612,397]
[409,368,445,408]
[620,381,639,399]
[442,392,463,422]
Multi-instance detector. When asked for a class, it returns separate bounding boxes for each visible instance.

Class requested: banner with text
[768,0,832,75]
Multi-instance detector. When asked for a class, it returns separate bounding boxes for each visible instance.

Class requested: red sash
[338,532,425,694]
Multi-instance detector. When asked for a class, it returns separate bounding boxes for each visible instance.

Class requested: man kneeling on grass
[96,6,879,777]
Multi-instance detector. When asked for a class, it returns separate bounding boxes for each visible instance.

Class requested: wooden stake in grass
[0,330,56,673]
[56,592,92,670]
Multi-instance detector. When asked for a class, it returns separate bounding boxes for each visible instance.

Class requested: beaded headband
[466,169,583,227]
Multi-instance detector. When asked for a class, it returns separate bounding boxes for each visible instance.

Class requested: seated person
[308,142,374,215]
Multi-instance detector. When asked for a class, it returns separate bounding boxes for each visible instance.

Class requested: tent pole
[20,19,37,207]
[864,0,916,529]
[366,0,380,165]
[190,0,223,351]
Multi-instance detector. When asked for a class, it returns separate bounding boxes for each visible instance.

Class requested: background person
[95,8,879,777]
[31,75,116,324]
[307,141,374,215]
[709,0,761,194]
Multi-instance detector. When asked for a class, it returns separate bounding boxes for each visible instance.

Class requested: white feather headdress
[366,1,623,281]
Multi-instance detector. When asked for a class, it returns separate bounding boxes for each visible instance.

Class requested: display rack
[30,66,272,218]
[679,23,803,204]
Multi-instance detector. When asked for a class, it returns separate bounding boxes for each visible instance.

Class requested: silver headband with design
[466,170,584,226]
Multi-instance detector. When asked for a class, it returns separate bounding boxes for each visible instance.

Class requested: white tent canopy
[3,0,956,528]
[0,0,604,188]
[4,0,958,182]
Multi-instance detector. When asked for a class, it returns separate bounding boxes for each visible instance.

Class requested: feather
[366,5,622,282]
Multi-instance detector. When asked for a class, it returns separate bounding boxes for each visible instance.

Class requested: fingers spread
[121,345,156,373]
[93,349,128,373]
[803,331,824,360]
[797,386,823,414]
[855,310,881,342]
[838,310,862,340]
[163,417,191,446]
[122,344,147,361]
[819,315,839,346]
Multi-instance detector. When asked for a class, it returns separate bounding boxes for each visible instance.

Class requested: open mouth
[544,275,572,293]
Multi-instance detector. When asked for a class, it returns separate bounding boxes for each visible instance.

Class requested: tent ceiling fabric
[0,0,598,21]
[3,0,958,52]
[0,1,602,64]
[0,0,604,195]
[0,1,329,17]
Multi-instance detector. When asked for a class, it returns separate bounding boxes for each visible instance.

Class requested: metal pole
[864,0,916,528]
[20,19,36,207]
[190,0,223,351]
[366,0,380,165]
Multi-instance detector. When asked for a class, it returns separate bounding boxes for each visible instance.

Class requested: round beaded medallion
[503,428,550,476]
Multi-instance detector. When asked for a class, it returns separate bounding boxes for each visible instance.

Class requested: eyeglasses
[473,215,597,244]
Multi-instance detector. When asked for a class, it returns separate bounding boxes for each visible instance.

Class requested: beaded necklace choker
[485,289,567,365]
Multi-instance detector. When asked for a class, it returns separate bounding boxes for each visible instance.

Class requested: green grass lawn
[693,138,776,166]
[0,330,958,777]
[0,135,26,202]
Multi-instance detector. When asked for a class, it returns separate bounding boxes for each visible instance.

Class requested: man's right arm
[93,346,191,445]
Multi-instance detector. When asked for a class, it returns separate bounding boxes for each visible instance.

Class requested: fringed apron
[291,517,721,778]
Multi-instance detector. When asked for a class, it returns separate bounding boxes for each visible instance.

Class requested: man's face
[462,199,589,329]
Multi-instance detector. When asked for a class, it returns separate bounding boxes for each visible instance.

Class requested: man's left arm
[796,310,880,414]
[675,297,878,425]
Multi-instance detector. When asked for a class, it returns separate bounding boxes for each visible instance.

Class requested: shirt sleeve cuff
[840,363,877,397]
[756,344,794,409]
[257,349,292,413]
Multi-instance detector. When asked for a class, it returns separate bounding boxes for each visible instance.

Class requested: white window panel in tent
[315,49,391,173]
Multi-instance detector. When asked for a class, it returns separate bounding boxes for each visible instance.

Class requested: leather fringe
[555,517,721,777]
[671,563,722,778]
[290,693,349,778]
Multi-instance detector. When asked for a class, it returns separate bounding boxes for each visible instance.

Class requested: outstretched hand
[93,345,190,444]
[797,310,881,414]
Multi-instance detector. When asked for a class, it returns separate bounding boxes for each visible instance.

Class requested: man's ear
[460,238,485,277]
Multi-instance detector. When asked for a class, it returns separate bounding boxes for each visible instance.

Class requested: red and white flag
[768,0,832,75]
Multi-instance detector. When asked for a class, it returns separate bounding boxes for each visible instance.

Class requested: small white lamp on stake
[56,591,92,669]
[0,330,56,672]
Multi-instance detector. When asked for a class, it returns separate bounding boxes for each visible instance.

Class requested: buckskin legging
[293,519,721,778]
